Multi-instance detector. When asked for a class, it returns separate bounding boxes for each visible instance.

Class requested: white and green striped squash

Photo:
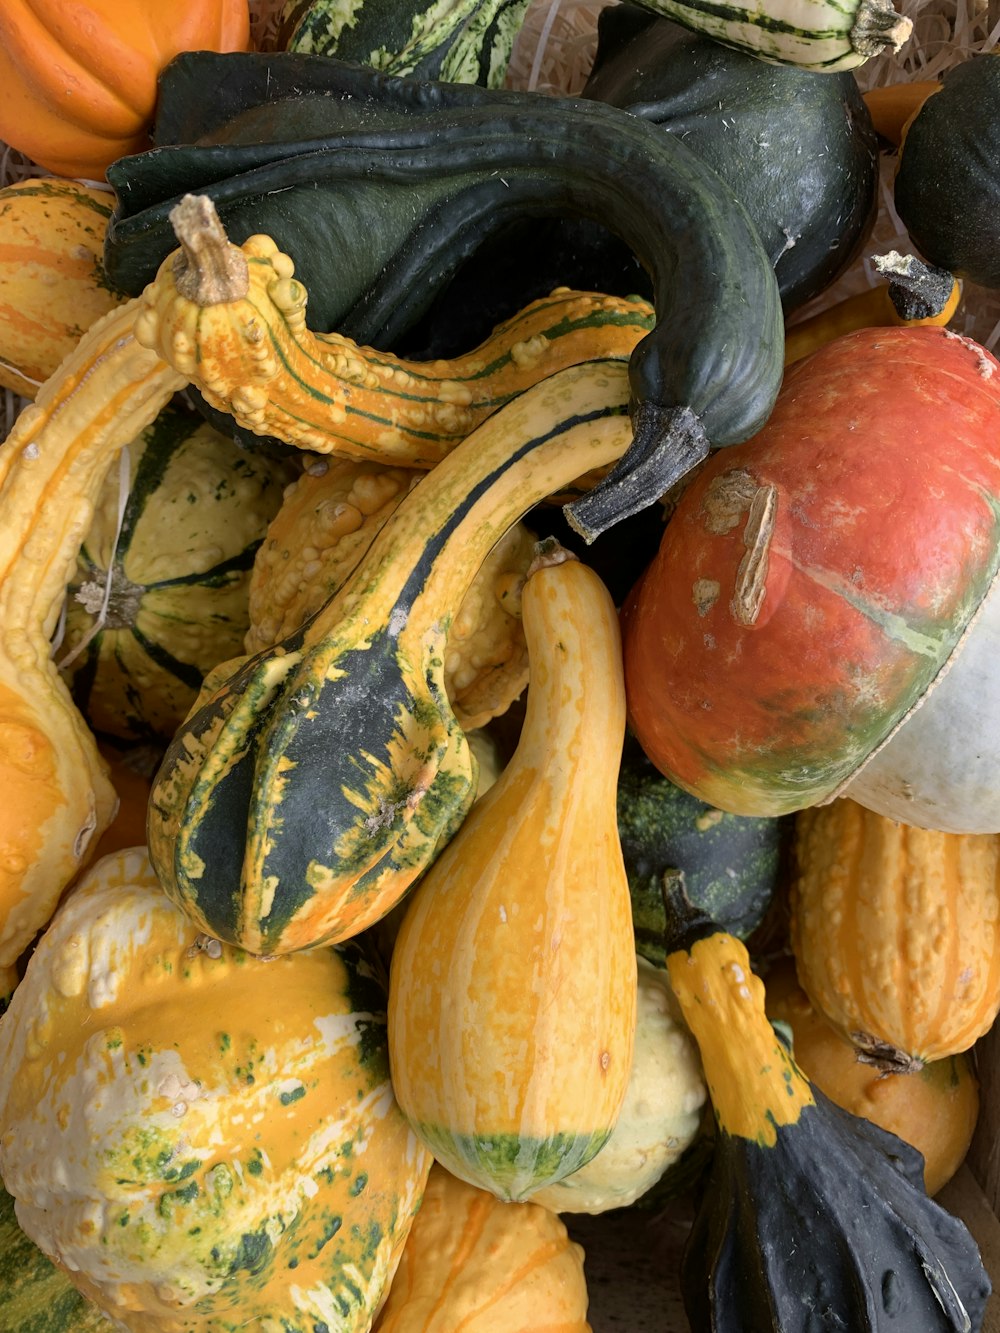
[0,847,431,1332]
[59,403,294,744]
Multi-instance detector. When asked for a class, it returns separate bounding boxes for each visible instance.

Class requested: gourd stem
[862,80,940,146]
[849,0,913,58]
[563,403,709,544]
[168,194,249,305]
[784,254,959,365]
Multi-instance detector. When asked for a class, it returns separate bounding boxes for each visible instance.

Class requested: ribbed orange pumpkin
[0,1,250,180]
[791,798,1000,1068]
[765,958,979,1195]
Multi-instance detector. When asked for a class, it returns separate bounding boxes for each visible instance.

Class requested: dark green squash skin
[894,55,1000,290]
[617,736,789,966]
[0,1186,111,1331]
[105,51,783,465]
[277,0,532,89]
[684,1088,991,1332]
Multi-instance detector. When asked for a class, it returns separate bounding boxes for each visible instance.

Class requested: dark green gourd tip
[563,403,710,543]
[682,1086,992,1333]
[659,869,719,957]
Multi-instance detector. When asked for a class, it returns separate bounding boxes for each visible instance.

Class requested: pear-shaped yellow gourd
[388,545,636,1201]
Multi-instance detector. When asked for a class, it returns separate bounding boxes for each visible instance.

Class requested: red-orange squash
[0,1,250,180]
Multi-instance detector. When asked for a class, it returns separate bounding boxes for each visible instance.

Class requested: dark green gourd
[397,5,879,358]
[104,51,783,537]
[664,888,992,1333]
[617,735,788,965]
[893,55,1000,290]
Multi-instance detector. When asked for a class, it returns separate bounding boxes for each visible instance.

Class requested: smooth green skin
[618,736,789,966]
[894,55,1000,290]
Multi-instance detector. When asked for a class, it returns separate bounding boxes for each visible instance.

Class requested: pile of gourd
[0,0,998,1330]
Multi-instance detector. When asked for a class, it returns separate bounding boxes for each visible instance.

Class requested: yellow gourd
[388,546,637,1201]
[374,1164,592,1332]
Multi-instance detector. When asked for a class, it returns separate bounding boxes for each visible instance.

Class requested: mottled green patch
[348,1172,368,1197]
[415,1123,610,1202]
[307,1213,342,1259]
[279,1084,306,1106]
[246,1149,265,1177]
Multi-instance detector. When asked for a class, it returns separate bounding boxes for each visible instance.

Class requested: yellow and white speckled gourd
[0,847,431,1332]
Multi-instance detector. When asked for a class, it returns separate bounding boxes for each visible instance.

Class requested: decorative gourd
[387,546,637,1201]
[0,1184,111,1330]
[0,298,186,985]
[0,179,128,399]
[108,56,785,532]
[0,0,250,179]
[617,733,788,965]
[892,55,1000,290]
[783,252,961,365]
[0,846,432,1331]
[531,955,706,1214]
[246,455,535,730]
[765,958,980,1196]
[611,0,911,69]
[277,0,530,88]
[664,895,992,1332]
[622,326,1000,822]
[790,798,1000,1069]
[373,1163,592,1331]
[863,79,939,145]
[60,403,294,744]
[147,358,636,957]
[132,197,652,471]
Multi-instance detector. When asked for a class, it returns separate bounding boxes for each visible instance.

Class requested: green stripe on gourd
[0,1187,112,1331]
[624,0,912,69]
[60,403,293,744]
[278,0,531,88]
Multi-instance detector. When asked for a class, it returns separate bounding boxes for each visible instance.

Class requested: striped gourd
[626,0,912,71]
[147,361,635,957]
[387,548,637,1202]
[60,403,293,744]
[0,178,128,399]
[0,1185,112,1331]
[0,846,431,1332]
[277,0,531,88]
[246,456,536,731]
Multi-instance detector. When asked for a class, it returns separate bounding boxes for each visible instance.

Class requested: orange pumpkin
[0,0,250,180]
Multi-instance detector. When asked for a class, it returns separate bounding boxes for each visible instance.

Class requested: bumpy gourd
[388,547,637,1201]
[132,195,654,471]
[665,903,992,1332]
[374,1163,592,1331]
[531,955,706,1214]
[0,0,250,178]
[0,1184,111,1330]
[0,178,128,398]
[765,958,980,1195]
[0,847,431,1331]
[791,798,1000,1068]
[147,361,636,957]
[61,404,294,743]
[246,456,536,730]
[0,299,185,982]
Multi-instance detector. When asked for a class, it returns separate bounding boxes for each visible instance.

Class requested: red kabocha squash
[622,325,1000,827]
[0,0,250,180]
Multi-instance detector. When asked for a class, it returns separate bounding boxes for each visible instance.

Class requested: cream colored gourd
[0,847,431,1331]
[388,546,637,1202]
[374,1163,592,1331]
[531,956,706,1214]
